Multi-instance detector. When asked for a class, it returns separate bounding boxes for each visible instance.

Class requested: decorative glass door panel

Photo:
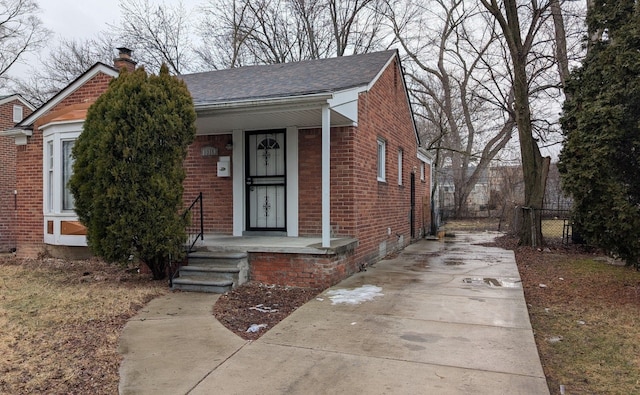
[246,130,286,230]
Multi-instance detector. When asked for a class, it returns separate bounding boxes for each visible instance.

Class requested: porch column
[232,129,243,236]
[322,104,331,247]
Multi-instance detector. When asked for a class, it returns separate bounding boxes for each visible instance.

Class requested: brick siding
[13,73,112,257]
[0,99,33,252]
[250,250,358,289]
[183,135,233,233]
[293,57,431,281]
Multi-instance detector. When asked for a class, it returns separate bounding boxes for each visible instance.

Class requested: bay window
[42,121,85,246]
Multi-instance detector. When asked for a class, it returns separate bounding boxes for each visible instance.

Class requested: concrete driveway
[119,232,549,394]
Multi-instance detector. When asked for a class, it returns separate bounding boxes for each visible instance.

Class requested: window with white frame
[420,162,425,181]
[42,122,85,246]
[46,141,54,212]
[13,105,23,123]
[377,138,386,181]
[398,148,403,185]
[62,140,75,210]
[43,126,81,214]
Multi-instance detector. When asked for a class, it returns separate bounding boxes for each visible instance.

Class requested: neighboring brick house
[2,49,432,288]
[0,95,35,252]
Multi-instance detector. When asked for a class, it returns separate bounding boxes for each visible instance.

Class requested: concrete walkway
[119,232,549,394]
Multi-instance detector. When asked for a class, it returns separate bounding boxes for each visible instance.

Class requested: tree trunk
[454,183,471,217]
[512,54,550,246]
[484,0,551,246]
[145,257,168,280]
[550,0,571,100]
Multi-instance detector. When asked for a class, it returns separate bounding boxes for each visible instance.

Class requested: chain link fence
[511,206,573,246]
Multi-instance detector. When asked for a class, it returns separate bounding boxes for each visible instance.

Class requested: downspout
[322,104,331,247]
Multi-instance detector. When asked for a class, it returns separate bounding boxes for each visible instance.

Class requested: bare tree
[114,0,194,74]
[13,0,202,103]
[384,0,584,233]
[328,0,386,56]
[385,0,515,218]
[12,35,116,106]
[195,0,256,69]
[196,0,389,68]
[0,0,50,89]
[490,162,524,229]
[480,0,552,246]
[550,0,570,96]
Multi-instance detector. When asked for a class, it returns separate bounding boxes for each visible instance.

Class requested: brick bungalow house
[1,49,432,290]
[0,94,35,252]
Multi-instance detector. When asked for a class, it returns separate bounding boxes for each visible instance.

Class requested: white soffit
[194,91,361,134]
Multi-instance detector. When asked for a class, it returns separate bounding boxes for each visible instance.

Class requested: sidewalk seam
[258,341,546,379]
[185,340,251,394]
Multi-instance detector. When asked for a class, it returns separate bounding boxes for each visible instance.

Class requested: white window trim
[377,138,386,182]
[42,121,86,246]
[398,148,403,186]
[420,162,425,182]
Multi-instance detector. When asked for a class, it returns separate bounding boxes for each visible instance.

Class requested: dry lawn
[441,217,503,232]
[514,247,640,394]
[541,219,566,239]
[0,255,167,394]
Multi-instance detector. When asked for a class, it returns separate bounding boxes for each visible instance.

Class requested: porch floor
[194,235,358,255]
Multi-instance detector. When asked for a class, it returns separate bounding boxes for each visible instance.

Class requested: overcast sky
[40,1,120,41]
[12,0,203,78]
[39,0,203,40]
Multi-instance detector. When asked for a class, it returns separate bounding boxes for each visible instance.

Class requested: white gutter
[195,93,335,113]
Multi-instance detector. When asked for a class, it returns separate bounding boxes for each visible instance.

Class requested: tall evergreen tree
[559,0,640,266]
[69,65,196,279]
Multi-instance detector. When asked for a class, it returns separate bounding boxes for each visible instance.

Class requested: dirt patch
[213,282,322,340]
[441,217,504,232]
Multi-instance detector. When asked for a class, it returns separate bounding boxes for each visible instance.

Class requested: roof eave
[194,92,335,113]
[18,62,118,127]
[418,147,433,163]
[0,128,32,145]
[0,94,36,110]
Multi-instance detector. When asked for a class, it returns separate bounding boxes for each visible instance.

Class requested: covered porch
[189,87,363,248]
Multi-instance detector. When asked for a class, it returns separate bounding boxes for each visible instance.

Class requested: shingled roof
[181,50,397,105]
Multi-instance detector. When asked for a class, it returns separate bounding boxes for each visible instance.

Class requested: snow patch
[326,285,384,305]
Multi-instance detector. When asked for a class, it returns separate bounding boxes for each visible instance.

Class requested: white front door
[245,130,286,231]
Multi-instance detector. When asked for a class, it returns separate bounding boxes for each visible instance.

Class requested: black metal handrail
[169,192,204,287]
[183,192,204,253]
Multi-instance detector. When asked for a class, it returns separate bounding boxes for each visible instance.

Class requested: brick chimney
[113,47,136,73]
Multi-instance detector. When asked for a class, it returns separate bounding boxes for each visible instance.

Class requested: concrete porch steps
[172,251,249,293]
